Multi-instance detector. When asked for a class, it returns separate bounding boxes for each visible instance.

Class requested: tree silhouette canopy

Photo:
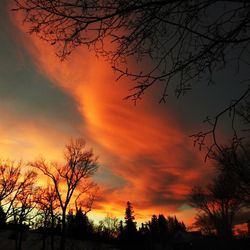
[212,143,250,204]
[189,168,243,242]
[14,1,250,99]
[30,138,98,250]
[14,0,250,151]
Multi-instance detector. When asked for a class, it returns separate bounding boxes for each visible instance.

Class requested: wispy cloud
[6,6,216,225]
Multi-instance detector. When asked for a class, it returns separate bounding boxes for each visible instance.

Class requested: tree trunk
[17,229,23,250]
[50,214,55,250]
[60,209,66,250]
[16,222,23,250]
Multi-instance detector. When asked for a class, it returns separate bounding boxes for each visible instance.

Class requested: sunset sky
[0,1,248,226]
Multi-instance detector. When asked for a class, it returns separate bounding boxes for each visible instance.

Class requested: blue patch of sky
[0,1,83,132]
[94,166,127,189]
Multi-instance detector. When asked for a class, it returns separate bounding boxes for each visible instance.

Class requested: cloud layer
[1,5,216,225]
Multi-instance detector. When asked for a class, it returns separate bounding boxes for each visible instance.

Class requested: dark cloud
[150,191,187,207]
[6,0,238,226]
[94,166,128,189]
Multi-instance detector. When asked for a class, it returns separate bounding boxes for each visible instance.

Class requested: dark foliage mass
[189,144,250,249]
[0,156,250,250]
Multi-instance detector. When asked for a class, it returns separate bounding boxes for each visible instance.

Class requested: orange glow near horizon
[0,4,216,226]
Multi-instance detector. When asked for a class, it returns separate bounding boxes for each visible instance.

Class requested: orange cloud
[0,107,72,161]
[7,5,215,226]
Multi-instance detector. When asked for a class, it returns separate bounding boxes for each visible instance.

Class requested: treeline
[0,138,189,250]
[59,201,188,250]
[1,139,250,250]
[0,138,98,250]
[118,201,187,250]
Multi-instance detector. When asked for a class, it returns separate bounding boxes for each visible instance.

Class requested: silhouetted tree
[124,201,137,235]
[193,213,215,236]
[158,214,169,241]
[30,138,98,250]
[0,164,38,238]
[77,208,94,238]
[138,223,151,249]
[0,205,6,229]
[167,215,186,235]
[189,170,243,245]
[148,214,159,241]
[98,215,120,240]
[148,214,185,244]
[0,160,21,219]
[14,1,250,151]
[34,185,60,250]
[121,201,137,247]
[67,207,93,240]
[118,220,124,239]
[11,170,37,250]
[138,214,186,249]
[13,1,250,99]
[212,144,250,205]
